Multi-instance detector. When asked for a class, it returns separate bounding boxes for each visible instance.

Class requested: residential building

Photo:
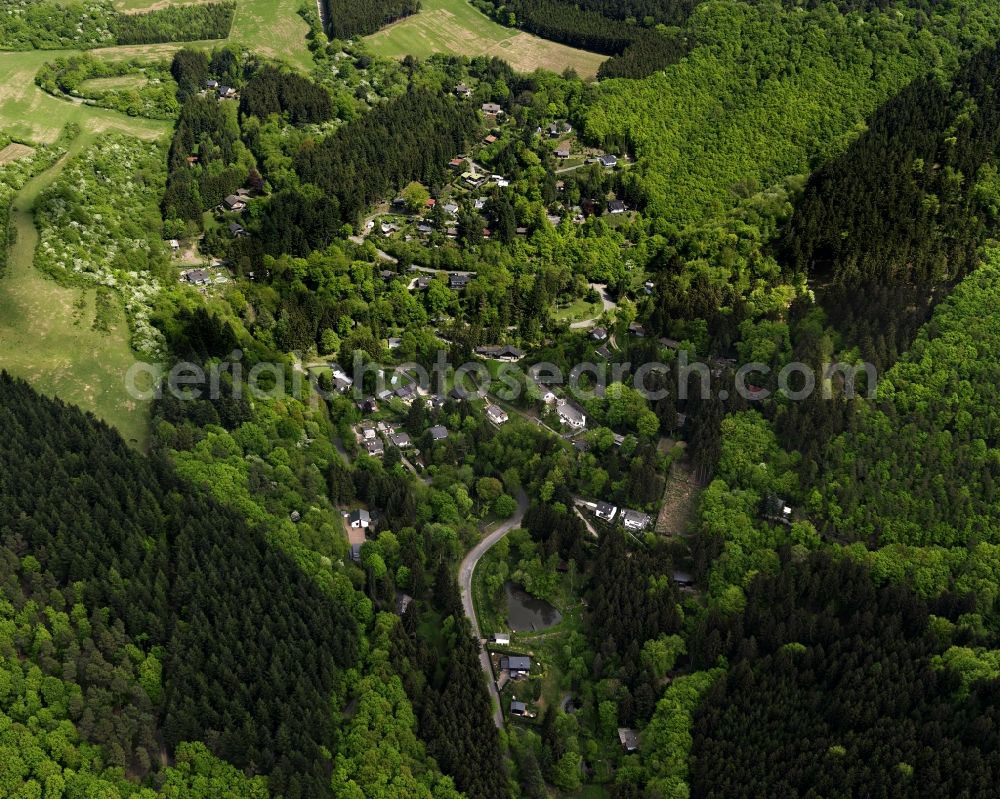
[594,501,618,522]
[501,655,531,677]
[621,509,652,531]
[607,199,626,214]
[348,509,370,529]
[485,405,509,425]
[557,401,586,430]
[475,344,524,362]
[223,193,247,212]
[590,327,608,342]
[493,633,511,645]
[599,154,618,168]
[185,269,210,286]
[511,700,527,716]
[481,102,503,116]
[429,425,448,442]
[618,728,640,752]
[389,432,411,449]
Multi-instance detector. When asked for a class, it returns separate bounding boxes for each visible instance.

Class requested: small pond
[504,582,562,631]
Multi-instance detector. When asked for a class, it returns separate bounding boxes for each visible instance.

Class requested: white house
[493,633,511,645]
[557,401,586,430]
[486,405,509,425]
[621,509,652,531]
[595,501,618,522]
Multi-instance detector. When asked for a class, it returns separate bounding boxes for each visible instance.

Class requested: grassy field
[0,143,36,164]
[367,0,606,78]
[0,134,151,448]
[78,74,151,92]
[0,50,171,143]
[230,0,312,70]
[105,0,314,69]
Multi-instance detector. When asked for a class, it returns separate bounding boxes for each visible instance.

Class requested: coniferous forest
[0,373,358,799]
[323,0,421,38]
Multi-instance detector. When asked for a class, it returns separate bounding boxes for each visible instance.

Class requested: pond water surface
[504,582,562,631]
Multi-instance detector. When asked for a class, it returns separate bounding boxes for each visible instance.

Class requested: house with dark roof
[348,509,370,529]
[599,154,618,168]
[365,438,385,457]
[501,655,532,676]
[594,501,618,522]
[223,194,246,212]
[429,425,448,442]
[394,384,416,404]
[475,344,524,362]
[389,432,411,449]
[556,147,570,159]
[481,102,503,116]
[455,84,472,98]
[590,327,608,342]
[618,728,640,752]
[227,221,247,237]
[607,199,626,214]
[449,273,472,289]
[510,700,527,716]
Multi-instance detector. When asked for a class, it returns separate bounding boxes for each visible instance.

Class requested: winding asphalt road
[459,488,529,728]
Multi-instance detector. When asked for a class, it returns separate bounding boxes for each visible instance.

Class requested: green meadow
[367,0,606,78]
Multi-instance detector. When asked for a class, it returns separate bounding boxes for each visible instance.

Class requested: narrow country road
[569,282,617,329]
[459,488,529,729]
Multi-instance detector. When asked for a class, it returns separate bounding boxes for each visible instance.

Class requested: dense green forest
[11,0,1000,796]
[688,553,1000,798]
[811,253,1000,548]
[585,0,1000,224]
[323,0,421,38]
[0,0,235,50]
[0,373,359,798]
